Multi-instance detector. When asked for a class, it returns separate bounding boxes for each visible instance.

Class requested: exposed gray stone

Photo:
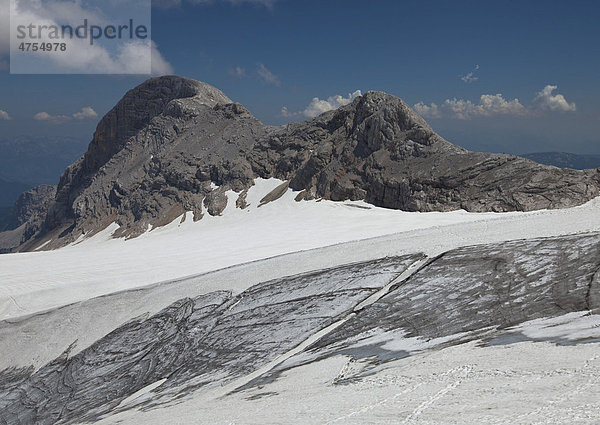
[0,185,56,253]
[11,185,56,228]
[0,256,418,424]
[304,232,600,364]
[1,234,599,422]
[250,92,600,212]
[27,77,263,249]
[203,187,228,216]
[258,180,289,207]
[3,77,599,252]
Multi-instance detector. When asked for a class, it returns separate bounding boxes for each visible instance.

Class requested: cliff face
[41,76,265,246]
[12,184,56,229]
[4,76,600,252]
[250,91,599,212]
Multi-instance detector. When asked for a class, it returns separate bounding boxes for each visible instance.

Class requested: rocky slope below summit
[523,152,600,170]
[0,184,56,253]
[2,76,599,252]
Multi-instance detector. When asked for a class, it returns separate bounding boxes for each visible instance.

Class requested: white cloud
[461,65,479,83]
[34,107,98,124]
[72,106,98,120]
[282,90,362,119]
[449,94,528,119]
[257,63,281,86]
[151,42,175,75]
[415,94,528,120]
[280,106,297,118]
[9,0,173,75]
[34,111,72,124]
[302,90,362,118]
[0,110,11,120]
[414,102,441,118]
[228,66,246,78]
[534,85,576,112]
[415,85,577,120]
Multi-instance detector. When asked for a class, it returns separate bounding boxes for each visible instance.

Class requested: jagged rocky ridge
[0,233,598,424]
[3,75,599,251]
[0,185,56,254]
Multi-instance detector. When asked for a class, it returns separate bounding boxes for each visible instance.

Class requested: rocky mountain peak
[320,90,461,158]
[2,76,599,252]
[352,90,430,130]
[84,76,231,174]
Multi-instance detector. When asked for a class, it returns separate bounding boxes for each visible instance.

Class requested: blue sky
[0,0,599,154]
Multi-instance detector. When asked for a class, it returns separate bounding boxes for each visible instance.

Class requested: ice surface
[1,179,599,424]
[1,178,599,320]
[0,256,421,424]
[80,339,600,425]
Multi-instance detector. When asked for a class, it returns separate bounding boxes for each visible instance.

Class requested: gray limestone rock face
[1,234,599,422]
[0,185,57,253]
[0,256,419,425]
[249,91,600,212]
[2,76,599,252]
[31,77,264,249]
[203,187,228,216]
[11,184,57,228]
[302,233,600,365]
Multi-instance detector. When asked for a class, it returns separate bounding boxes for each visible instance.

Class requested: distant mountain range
[0,136,87,227]
[0,136,86,233]
[523,152,600,170]
[0,136,88,187]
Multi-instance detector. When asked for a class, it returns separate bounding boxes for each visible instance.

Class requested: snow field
[1,178,599,320]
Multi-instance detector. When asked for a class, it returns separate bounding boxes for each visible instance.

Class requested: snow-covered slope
[1,179,600,425]
[1,231,599,425]
[84,334,600,425]
[1,178,600,321]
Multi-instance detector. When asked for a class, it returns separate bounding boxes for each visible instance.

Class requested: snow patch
[1,179,599,320]
[116,379,167,409]
[510,311,600,341]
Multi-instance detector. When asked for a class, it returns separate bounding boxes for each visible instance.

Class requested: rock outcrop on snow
[41,76,262,247]
[1,233,598,424]
[0,184,56,253]
[2,76,599,252]
[251,91,599,211]
[0,256,421,424]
